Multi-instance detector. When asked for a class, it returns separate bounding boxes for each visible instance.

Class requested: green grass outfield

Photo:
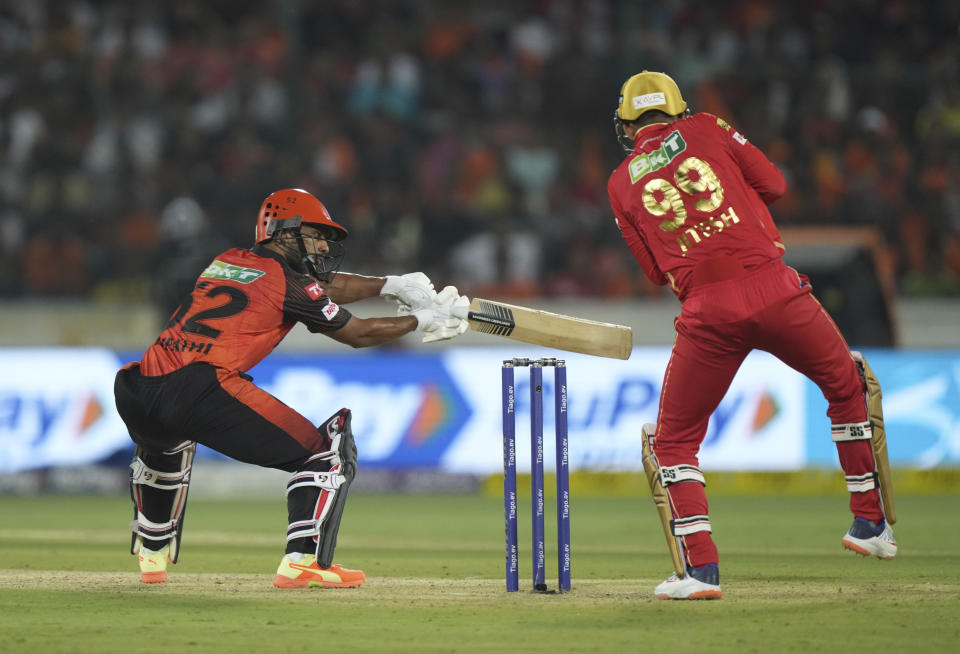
[1,492,958,653]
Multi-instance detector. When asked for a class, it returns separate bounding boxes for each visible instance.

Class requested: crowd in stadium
[1,0,957,310]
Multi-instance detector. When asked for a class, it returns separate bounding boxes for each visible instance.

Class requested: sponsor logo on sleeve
[304,282,324,300]
[716,117,748,144]
[633,92,666,109]
[200,260,265,284]
[322,301,340,320]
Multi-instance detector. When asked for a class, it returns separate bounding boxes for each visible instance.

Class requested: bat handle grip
[451,301,469,320]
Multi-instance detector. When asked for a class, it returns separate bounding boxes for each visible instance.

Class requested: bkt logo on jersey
[201,260,265,284]
[628,130,686,183]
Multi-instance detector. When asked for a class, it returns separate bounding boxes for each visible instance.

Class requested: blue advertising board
[1,347,957,473]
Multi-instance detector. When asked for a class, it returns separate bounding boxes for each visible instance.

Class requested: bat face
[454,298,633,360]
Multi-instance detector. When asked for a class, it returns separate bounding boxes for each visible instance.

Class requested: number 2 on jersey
[643,157,724,232]
[167,284,249,339]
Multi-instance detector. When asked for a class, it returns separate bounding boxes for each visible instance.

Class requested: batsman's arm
[322,271,437,311]
[320,273,389,304]
[324,300,461,349]
[325,315,419,348]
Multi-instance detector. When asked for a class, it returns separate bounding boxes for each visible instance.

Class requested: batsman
[114,188,469,587]
[607,72,897,600]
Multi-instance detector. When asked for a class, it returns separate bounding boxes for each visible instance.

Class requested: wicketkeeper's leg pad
[285,408,357,568]
[129,441,196,563]
[851,351,896,524]
[641,423,687,578]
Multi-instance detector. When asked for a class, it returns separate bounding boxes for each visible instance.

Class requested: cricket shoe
[841,517,898,559]
[138,544,170,584]
[654,563,722,600]
[273,552,366,589]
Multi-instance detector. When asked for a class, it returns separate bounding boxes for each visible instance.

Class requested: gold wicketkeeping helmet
[616,71,687,121]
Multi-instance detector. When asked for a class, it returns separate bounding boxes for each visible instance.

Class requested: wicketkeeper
[114,188,469,587]
[607,72,897,600]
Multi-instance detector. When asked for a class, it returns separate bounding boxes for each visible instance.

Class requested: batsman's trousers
[115,362,327,472]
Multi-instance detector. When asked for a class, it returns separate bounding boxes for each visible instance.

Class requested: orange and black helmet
[255,188,348,281]
[255,188,348,244]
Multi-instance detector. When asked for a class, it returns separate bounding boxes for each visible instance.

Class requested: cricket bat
[453,297,633,360]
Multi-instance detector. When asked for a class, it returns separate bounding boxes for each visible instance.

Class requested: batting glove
[381,272,436,312]
[412,286,469,343]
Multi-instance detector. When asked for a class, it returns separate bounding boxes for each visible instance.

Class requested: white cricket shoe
[841,517,898,559]
[654,564,722,600]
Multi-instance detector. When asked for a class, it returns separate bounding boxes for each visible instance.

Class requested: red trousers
[653,260,883,568]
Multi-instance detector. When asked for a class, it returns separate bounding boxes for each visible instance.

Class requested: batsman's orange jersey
[607,112,786,299]
[140,246,351,376]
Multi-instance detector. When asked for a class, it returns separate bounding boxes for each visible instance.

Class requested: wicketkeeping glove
[380,272,436,312]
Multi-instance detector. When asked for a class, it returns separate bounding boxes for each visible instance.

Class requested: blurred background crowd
[0,0,958,316]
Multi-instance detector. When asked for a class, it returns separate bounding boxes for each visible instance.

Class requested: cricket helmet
[255,188,348,244]
[615,71,687,122]
[255,188,347,281]
[613,71,688,152]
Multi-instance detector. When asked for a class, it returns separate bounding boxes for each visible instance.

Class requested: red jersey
[140,247,351,376]
[607,112,786,299]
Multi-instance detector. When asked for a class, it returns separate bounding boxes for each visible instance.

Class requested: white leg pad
[284,468,348,541]
[129,444,195,563]
[671,514,712,536]
[846,472,878,493]
[659,464,706,487]
[831,421,872,442]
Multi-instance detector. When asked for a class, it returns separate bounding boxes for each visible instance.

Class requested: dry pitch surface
[1,570,956,604]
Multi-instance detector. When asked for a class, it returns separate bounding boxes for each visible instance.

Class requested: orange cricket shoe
[273,553,366,589]
[138,545,170,584]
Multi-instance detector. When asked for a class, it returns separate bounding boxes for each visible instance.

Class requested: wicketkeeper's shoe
[273,552,366,589]
[138,544,170,584]
[841,517,898,559]
[654,563,722,600]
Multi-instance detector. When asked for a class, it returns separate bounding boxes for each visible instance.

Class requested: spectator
[0,0,957,300]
